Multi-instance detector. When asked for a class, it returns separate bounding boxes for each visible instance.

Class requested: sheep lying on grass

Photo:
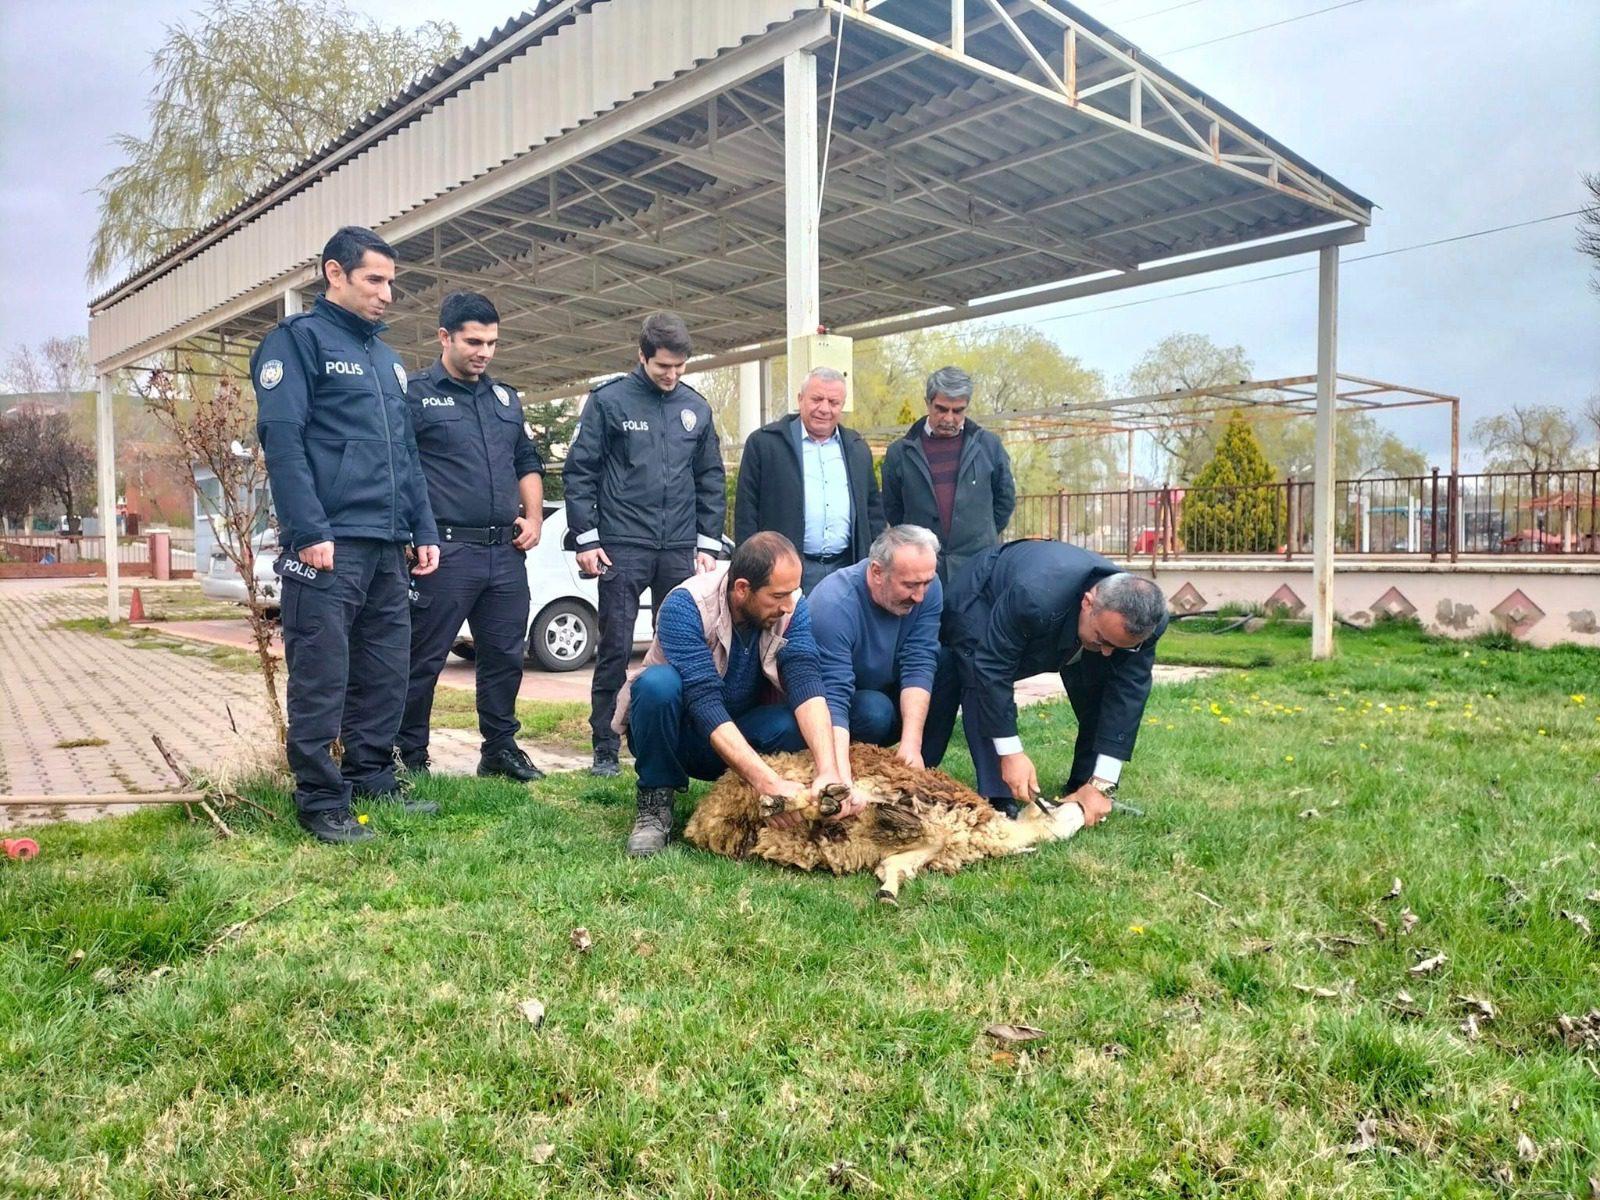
[684,744,1095,901]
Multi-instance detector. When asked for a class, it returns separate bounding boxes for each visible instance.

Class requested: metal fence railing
[0,533,198,571]
[1012,468,1600,562]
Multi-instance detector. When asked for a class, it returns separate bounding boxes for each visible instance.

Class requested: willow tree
[89,0,457,283]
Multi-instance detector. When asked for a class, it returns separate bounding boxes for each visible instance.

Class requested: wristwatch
[1089,776,1119,797]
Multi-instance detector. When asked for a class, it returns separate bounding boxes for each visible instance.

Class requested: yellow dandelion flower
[1219,716,1232,725]
[1360,742,1369,750]
[1128,925,1146,935]
[1284,755,1296,763]
[356,813,370,825]
[1572,694,1587,705]
[1210,702,1223,715]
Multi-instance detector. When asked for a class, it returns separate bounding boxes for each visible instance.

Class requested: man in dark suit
[924,541,1169,818]
[734,366,885,594]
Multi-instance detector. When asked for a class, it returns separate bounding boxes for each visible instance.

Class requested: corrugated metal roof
[91,0,1372,385]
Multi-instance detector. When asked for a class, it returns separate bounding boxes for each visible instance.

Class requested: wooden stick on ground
[0,792,206,808]
[151,733,197,823]
[195,799,235,839]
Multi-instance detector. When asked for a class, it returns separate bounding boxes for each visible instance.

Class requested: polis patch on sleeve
[258,360,284,390]
[679,408,697,432]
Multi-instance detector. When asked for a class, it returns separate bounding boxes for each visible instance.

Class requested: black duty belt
[803,549,849,565]
[439,524,515,545]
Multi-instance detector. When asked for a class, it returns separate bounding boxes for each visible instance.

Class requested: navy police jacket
[252,297,437,551]
[406,361,543,537]
[563,365,725,554]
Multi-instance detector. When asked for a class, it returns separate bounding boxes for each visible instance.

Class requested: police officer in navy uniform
[397,292,546,783]
[564,311,726,777]
[253,226,440,844]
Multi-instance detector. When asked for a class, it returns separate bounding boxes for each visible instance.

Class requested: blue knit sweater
[806,561,942,729]
[656,588,827,737]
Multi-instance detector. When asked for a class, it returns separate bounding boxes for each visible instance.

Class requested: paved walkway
[0,580,584,830]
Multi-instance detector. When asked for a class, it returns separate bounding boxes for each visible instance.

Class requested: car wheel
[529,600,595,671]
[449,640,476,662]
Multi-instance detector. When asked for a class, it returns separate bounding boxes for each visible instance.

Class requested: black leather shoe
[989,797,1021,820]
[590,749,621,777]
[298,810,376,844]
[477,745,545,783]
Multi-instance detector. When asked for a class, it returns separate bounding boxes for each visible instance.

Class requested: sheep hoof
[817,783,849,817]
[876,887,898,906]
[757,793,786,818]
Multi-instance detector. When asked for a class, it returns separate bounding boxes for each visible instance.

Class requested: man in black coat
[734,366,885,594]
[923,540,1169,818]
[880,365,1016,583]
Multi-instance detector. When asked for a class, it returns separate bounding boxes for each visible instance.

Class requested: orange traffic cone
[128,587,146,623]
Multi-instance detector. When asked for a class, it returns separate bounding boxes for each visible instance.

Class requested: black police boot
[626,786,676,857]
[299,809,376,844]
[358,780,440,816]
[478,745,545,783]
[988,796,1021,821]
[591,748,621,778]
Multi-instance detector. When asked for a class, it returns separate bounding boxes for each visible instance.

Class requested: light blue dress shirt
[799,428,851,556]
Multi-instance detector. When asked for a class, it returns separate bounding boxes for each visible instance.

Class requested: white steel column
[283,286,304,316]
[783,49,820,403]
[96,373,121,623]
[738,359,762,441]
[1311,245,1340,659]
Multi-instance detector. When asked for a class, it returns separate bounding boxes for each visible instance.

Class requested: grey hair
[1090,573,1167,641]
[868,524,941,571]
[924,365,973,404]
[801,366,846,390]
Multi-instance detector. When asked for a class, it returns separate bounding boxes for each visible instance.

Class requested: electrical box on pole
[786,332,854,411]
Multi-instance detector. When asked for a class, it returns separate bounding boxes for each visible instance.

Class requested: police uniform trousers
[590,545,695,755]
[398,541,530,766]
[922,603,1113,801]
[279,538,411,815]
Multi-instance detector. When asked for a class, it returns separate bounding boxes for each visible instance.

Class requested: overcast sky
[2,0,1596,468]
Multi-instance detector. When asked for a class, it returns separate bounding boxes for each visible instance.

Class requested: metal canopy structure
[87,0,1372,654]
[883,373,1460,474]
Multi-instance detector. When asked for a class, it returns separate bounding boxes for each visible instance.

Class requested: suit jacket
[943,540,1168,760]
[880,417,1016,582]
[734,414,885,561]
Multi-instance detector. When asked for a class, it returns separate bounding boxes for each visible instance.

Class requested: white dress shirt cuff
[992,736,1024,757]
[1091,755,1124,785]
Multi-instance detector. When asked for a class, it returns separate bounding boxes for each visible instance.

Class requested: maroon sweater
[921,428,965,537]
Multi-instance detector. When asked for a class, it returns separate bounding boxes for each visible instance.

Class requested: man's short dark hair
[1092,573,1168,641]
[439,291,499,333]
[320,226,396,286]
[639,311,692,360]
[729,531,798,592]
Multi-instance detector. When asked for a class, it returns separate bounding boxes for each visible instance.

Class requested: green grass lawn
[3,622,1598,1197]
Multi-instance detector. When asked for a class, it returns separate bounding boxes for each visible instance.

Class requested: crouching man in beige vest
[613,531,856,855]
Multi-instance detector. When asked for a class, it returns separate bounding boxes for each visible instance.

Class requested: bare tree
[1123,333,1254,483]
[1,336,91,397]
[1580,172,1600,296]
[140,367,286,747]
[1583,393,1600,467]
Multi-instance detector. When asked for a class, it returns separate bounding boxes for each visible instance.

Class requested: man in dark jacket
[252,225,438,844]
[398,291,546,786]
[923,540,1168,819]
[733,366,885,594]
[564,311,726,776]
[881,366,1016,582]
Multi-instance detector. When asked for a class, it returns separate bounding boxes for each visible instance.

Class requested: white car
[450,507,655,672]
[202,508,659,672]
[200,530,281,613]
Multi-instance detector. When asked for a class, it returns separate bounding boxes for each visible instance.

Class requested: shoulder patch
[524,420,536,441]
[392,362,407,391]
[493,384,511,406]
[257,360,284,391]
[679,407,697,433]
